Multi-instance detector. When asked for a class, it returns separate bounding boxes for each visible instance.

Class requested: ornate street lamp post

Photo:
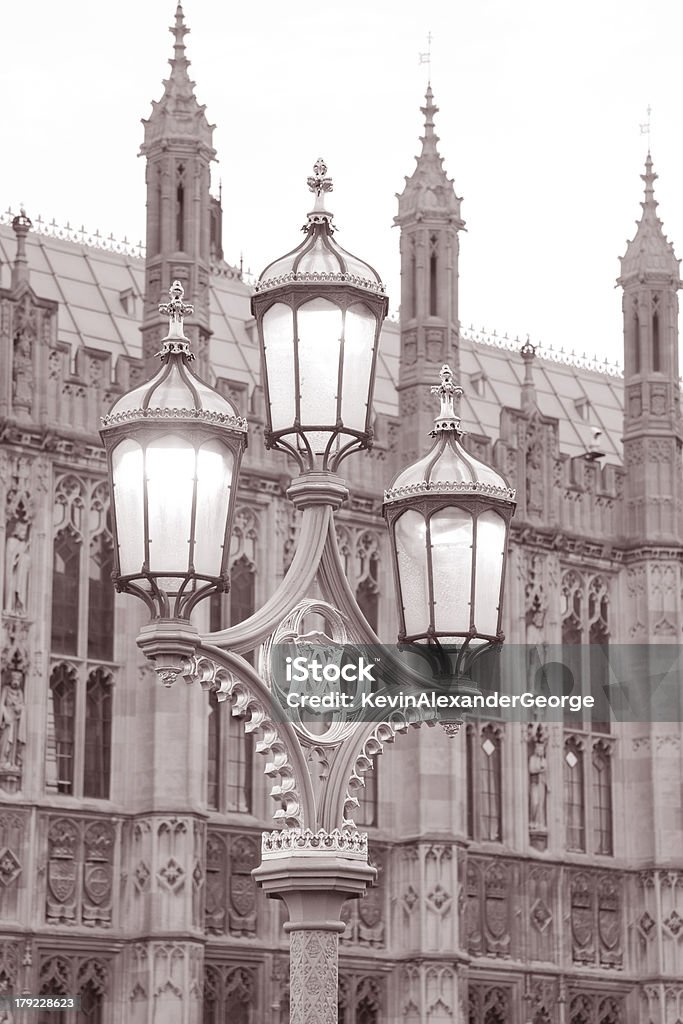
[102,165,514,1024]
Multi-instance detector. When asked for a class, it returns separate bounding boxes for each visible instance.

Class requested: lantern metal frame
[251,159,388,473]
[382,365,516,663]
[100,282,248,621]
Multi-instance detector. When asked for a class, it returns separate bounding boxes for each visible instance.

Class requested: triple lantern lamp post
[100,159,515,652]
[99,160,516,1024]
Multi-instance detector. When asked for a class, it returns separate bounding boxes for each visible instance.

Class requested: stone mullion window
[354,762,378,827]
[83,669,113,800]
[466,722,504,843]
[47,478,117,800]
[561,570,615,857]
[206,692,253,816]
[564,736,586,852]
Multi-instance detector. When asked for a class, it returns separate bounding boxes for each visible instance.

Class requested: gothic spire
[619,154,680,285]
[395,86,463,226]
[140,2,215,158]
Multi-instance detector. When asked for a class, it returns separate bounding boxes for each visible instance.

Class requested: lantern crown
[102,281,247,433]
[254,159,385,297]
[384,366,515,505]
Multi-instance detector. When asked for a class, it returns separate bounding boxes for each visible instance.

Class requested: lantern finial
[306,158,334,221]
[430,364,463,434]
[158,280,195,358]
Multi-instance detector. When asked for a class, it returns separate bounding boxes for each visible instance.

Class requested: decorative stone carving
[0,668,26,774]
[290,930,337,1024]
[193,654,306,827]
[469,985,510,1024]
[3,520,31,616]
[570,873,595,964]
[598,875,623,967]
[82,820,115,926]
[229,834,258,937]
[484,861,511,957]
[358,845,385,947]
[46,816,114,927]
[46,818,79,924]
[204,833,226,935]
[527,723,548,848]
[0,812,26,921]
[465,860,482,955]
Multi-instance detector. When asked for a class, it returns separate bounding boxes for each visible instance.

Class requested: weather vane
[418,31,432,79]
[639,104,652,152]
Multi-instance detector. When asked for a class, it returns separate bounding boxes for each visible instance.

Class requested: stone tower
[618,154,683,545]
[140,2,215,375]
[395,86,465,461]
[618,155,683,646]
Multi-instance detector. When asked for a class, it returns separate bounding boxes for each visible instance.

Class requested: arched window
[467,724,503,842]
[356,577,379,634]
[203,965,220,1024]
[46,665,76,794]
[592,742,613,855]
[355,764,378,827]
[77,980,103,1024]
[564,737,585,852]
[410,242,417,319]
[201,966,254,1024]
[480,725,502,841]
[88,532,114,661]
[84,669,112,799]
[226,711,253,813]
[206,555,256,811]
[429,233,438,316]
[355,531,380,633]
[633,309,640,373]
[52,528,81,654]
[176,163,185,251]
[652,295,660,371]
[231,555,255,626]
[207,690,220,810]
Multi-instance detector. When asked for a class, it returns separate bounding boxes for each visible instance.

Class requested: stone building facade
[0,5,682,1023]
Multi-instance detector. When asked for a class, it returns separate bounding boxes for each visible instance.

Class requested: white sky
[3,0,682,367]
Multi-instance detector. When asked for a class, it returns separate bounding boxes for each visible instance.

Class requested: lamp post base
[253,829,376,1024]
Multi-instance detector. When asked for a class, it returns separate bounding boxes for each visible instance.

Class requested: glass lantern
[251,159,388,471]
[383,366,516,654]
[100,281,248,619]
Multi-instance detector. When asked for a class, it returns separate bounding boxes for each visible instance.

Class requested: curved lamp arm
[203,473,348,653]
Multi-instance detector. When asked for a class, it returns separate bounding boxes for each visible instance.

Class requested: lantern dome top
[101,281,247,433]
[254,159,385,296]
[384,366,515,505]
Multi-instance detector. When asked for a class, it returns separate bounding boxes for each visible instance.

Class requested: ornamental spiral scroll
[191,653,308,829]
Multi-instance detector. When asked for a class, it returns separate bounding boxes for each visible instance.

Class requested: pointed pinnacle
[170,2,190,61]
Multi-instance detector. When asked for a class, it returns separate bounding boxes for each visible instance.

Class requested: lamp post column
[253,830,376,1024]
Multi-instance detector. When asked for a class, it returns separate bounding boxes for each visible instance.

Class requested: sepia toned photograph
[1,2,682,1022]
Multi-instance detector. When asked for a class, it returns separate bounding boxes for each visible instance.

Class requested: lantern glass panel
[340,302,376,429]
[194,440,234,576]
[394,509,429,637]
[146,433,196,576]
[473,509,506,635]
[431,508,473,635]
[262,303,296,431]
[298,297,343,451]
[111,438,145,578]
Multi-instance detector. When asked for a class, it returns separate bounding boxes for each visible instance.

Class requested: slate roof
[0,220,625,462]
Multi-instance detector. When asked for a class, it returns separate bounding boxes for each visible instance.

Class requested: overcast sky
[3,0,682,367]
